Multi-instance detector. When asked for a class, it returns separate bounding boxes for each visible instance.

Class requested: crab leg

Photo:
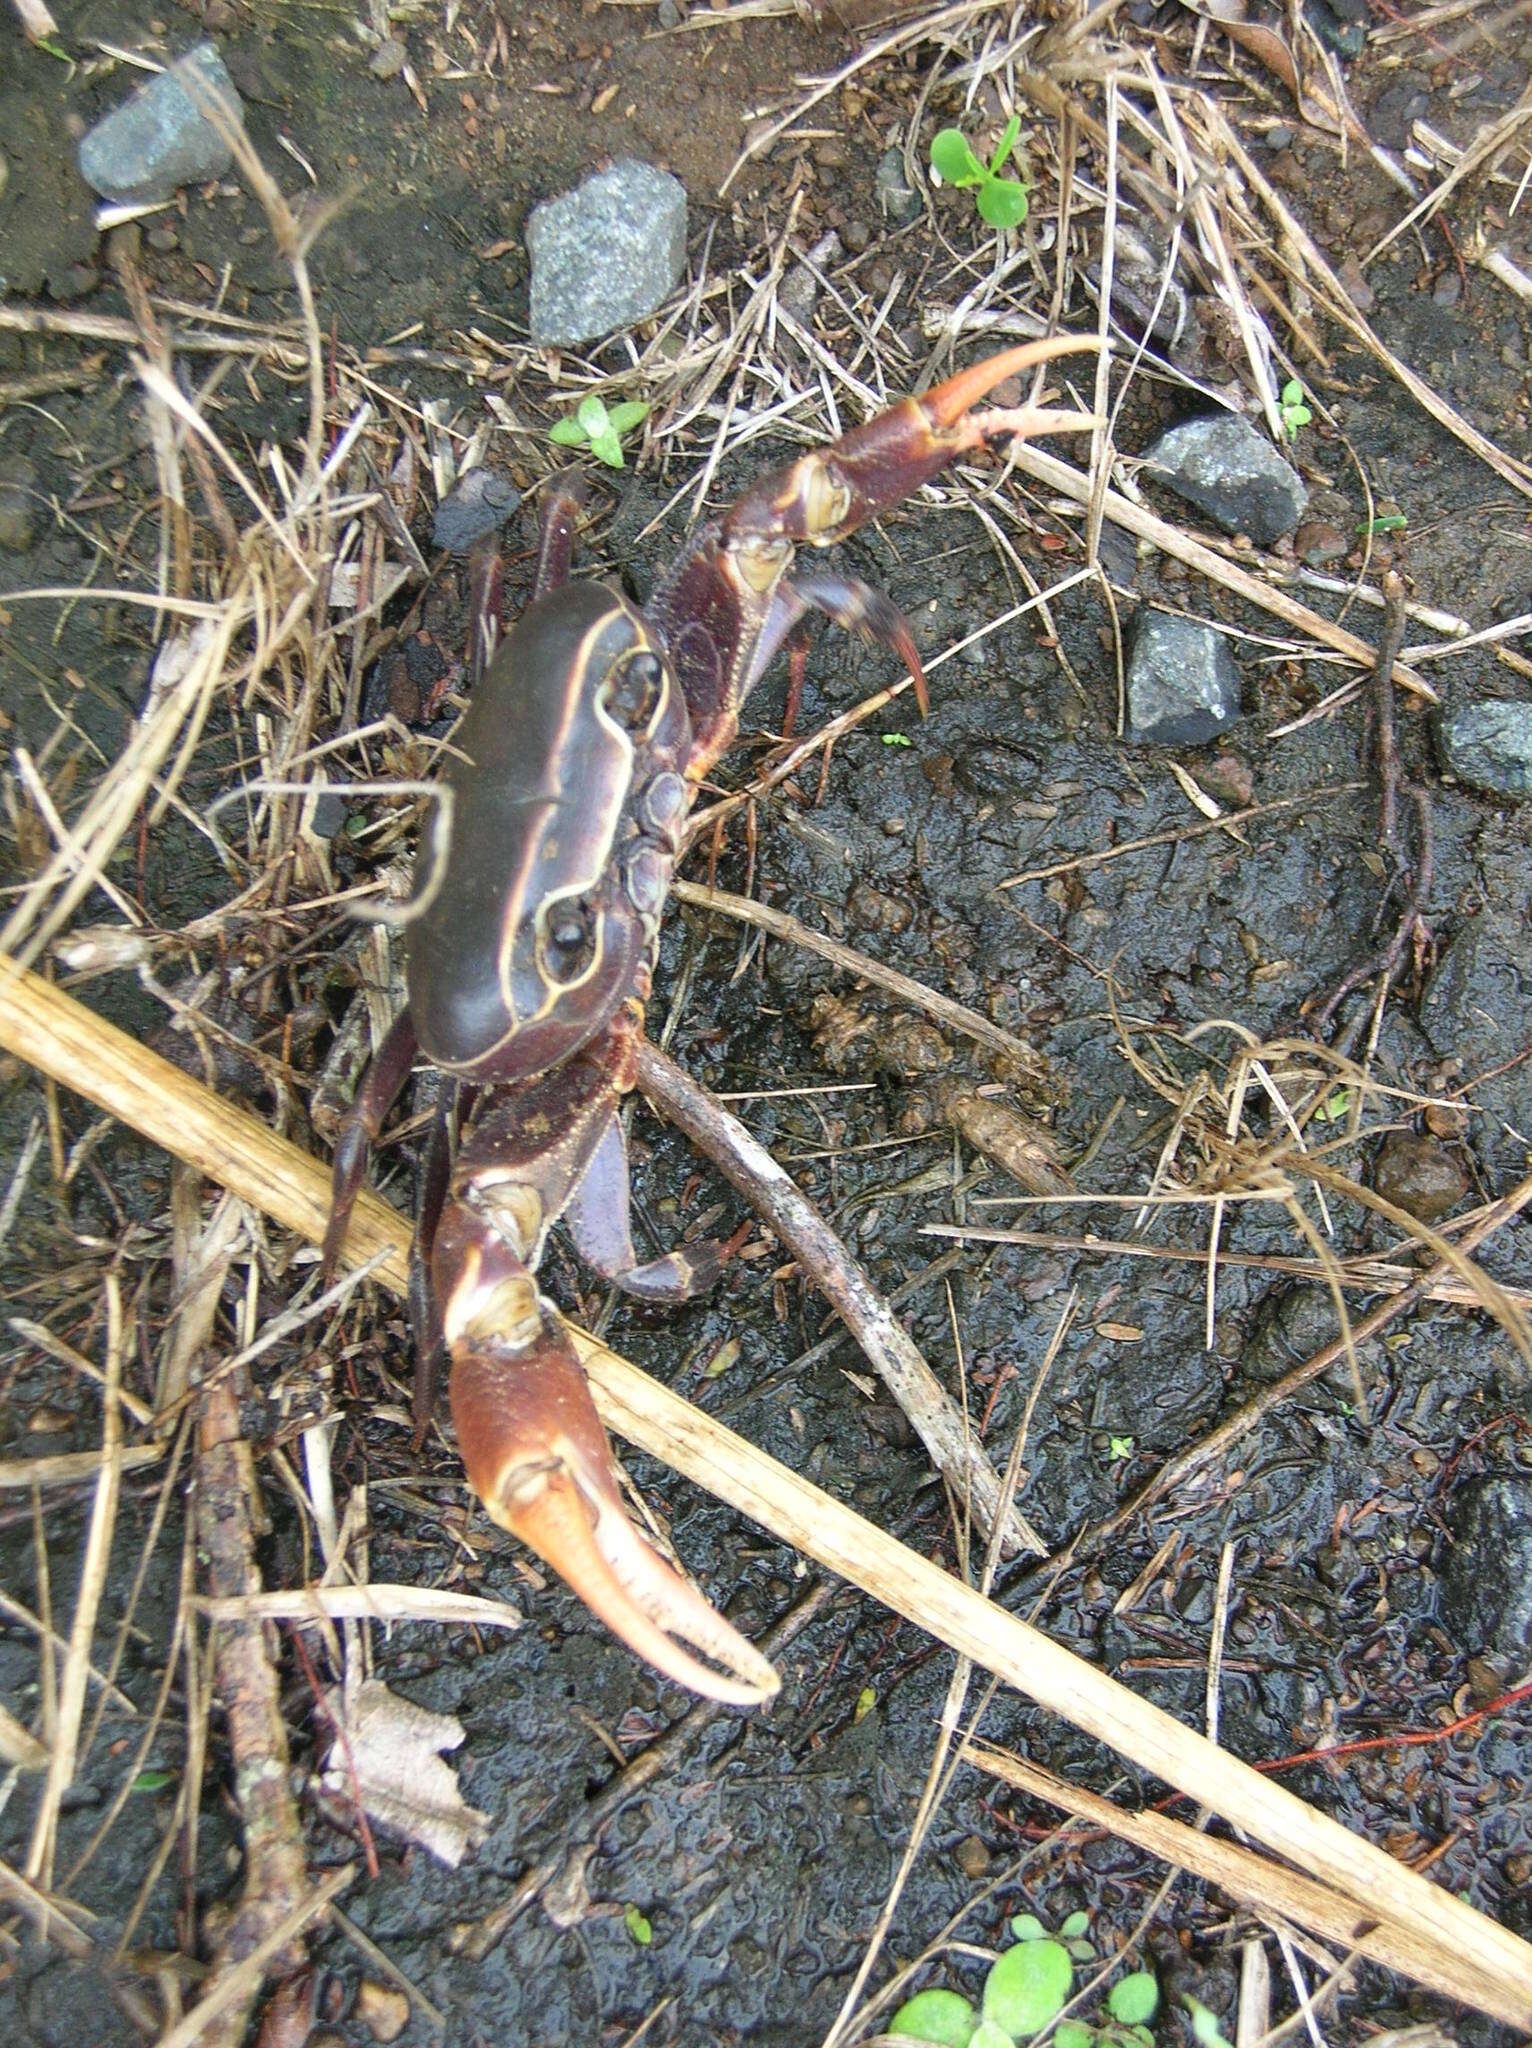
[434,1198,778,1705]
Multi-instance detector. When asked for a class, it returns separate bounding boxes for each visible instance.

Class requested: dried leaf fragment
[322,1679,489,1867]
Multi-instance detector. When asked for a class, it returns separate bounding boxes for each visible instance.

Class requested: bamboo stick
[2,960,1530,2027]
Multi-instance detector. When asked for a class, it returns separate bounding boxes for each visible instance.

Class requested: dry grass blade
[24,1279,124,1888]
[198,1585,524,1630]
[3,964,1531,2026]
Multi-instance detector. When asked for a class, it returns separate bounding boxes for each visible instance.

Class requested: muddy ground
[2,4,1531,2046]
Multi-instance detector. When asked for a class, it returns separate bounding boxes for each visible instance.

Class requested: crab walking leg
[433,1198,779,1705]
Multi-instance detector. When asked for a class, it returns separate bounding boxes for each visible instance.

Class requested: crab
[324,337,1098,1704]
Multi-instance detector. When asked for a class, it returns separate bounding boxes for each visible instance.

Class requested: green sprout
[623,1902,653,1946]
[1359,513,1407,534]
[1278,378,1313,440]
[550,393,649,469]
[930,114,1030,230]
[1108,1435,1134,1462]
[890,1910,1158,2048]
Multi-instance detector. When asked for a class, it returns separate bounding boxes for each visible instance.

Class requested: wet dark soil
[3,6,1532,2047]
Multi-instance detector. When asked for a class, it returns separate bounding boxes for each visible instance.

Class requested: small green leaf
[606,400,650,436]
[1055,2024,1096,2048]
[882,731,913,747]
[988,113,1022,177]
[623,1903,653,1946]
[854,1686,877,1723]
[1065,1940,1096,1961]
[1107,1973,1158,2027]
[1184,1997,1233,2048]
[550,415,589,447]
[36,34,72,59]
[1280,379,1305,406]
[1059,1912,1091,1939]
[590,428,626,469]
[1128,2027,1156,2047]
[889,1987,978,2045]
[977,177,1029,230]
[970,2024,1016,2048]
[131,1768,177,1793]
[983,1939,1073,2037]
[1359,513,1407,533]
[931,128,985,187]
[1109,1435,1134,1460]
[576,393,611,439]
[1009,1914,1046,1943]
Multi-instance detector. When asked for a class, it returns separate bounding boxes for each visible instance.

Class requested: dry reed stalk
[3,962,1531,2026]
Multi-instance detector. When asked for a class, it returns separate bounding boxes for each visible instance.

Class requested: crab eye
[538,896,598,986]
[603,649,664,731]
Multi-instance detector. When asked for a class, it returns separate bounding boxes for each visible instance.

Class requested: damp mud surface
[2,7,1531,2047]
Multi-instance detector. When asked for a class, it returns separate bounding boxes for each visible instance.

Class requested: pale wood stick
[636,1038,1037,1557]
[2,962,1530,2027]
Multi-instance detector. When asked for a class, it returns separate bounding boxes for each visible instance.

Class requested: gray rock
[78,43,244,205]
[1436,699,1532,800]
[1304,0,1366,57]
[657,0,680,24]
[875,147,922,228]
[526,160,687,348]
[1143,414,1308,546]
[1440,1476,1532,1663]
[1126,609,1242,745]
[431,468,521,555]
[0,457,38,554]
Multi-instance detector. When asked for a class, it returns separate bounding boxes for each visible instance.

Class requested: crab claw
[720,335,1101,554]
[437,1208,778,1706]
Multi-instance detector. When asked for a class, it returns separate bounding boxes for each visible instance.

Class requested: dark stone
[1294,519,1348,566]
[526,160,688,348]
[431,468,521,555]
[1371,1131,1469,1222]
[875,147,922,228]
[1304,0,1366,57]
[1436,699,1532,800]
[1143,413,1309,545]
[1126,609,1242,745]
[78,43,244,204]
[1440,1476,1532,1662]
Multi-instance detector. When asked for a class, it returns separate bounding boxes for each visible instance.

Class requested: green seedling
[891,1909,1158,2048]
[623,1902,653,1946]
[1108,1435,1134,1461]
[930,114,1030,230]
[550,393,649,469]
[1278,378,1313,440]
[1359,513,1407,534]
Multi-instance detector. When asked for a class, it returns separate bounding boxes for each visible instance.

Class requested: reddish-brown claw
[720,334,1101,555]
[437,1206,778,1706]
